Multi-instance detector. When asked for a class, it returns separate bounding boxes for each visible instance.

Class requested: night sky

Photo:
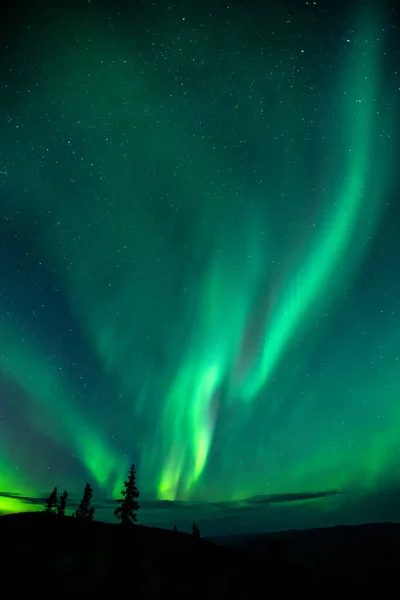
[0,0,399,535]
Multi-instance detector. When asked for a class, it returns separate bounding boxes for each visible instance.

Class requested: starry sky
[0,0,399,535]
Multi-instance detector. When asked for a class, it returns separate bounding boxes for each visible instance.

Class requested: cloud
[243,490,341,506]
[101,490,341,513]
[0,491,45,506]
[103,498,208,511]
[0,490,87,508]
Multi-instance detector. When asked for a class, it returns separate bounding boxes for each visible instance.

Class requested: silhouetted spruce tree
[57,490,68,516]
[174,525,177,532]
[75,483,95,520]
[192,521,200,539]
[44,486,58,514]
[114,463,140,525]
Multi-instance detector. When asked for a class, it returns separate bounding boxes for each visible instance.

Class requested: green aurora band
[0,2,398,516]
[158,9,395,500]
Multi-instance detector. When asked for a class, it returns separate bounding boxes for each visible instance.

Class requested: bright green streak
[158,362,222,500]
[242,22,387,400]
[0,329,127,491]
[158,250,259,499]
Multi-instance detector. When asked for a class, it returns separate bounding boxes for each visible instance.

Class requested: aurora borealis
[0,0,399,534]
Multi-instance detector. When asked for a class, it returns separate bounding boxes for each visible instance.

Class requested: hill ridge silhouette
[2,512,400,594]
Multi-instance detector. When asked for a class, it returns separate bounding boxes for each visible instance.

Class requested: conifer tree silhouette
[75,483,95,520]
[44,486,58,514]
[114,464,140,525]
[192,521,200,538]
[57,490,68,516]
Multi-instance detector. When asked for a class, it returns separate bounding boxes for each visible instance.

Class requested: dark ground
[1,513,399,596]
[0,512,309,596]
[211,521,400,586]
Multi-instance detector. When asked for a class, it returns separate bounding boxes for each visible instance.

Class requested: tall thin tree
[192,521,200,539]
[57,490,68,516]
[75,483,95,520]
[44,486,58,514]
[114,464,140,525]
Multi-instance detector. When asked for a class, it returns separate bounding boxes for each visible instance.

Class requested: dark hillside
[0,512,313,596]
[211,521,400,584]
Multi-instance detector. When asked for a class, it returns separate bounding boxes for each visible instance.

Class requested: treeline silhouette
[43,462,140,525]
[3,458,399,594]
[43,463,201,536]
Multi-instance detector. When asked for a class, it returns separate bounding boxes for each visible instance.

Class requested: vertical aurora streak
[241,15,389,402]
